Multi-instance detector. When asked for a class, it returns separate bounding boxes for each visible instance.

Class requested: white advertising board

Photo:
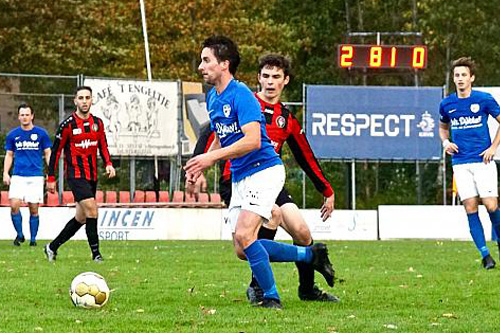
[84,78,179,156]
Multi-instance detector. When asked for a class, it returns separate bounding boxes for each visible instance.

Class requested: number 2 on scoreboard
[340,45,353,67]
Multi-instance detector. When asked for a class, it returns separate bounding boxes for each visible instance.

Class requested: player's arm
[47,122,69,192]
[44,148,51,166]
[97,118,115,178]
[439,121,458,155]
[286,115,334,221]
[184,121,260,176]
[186,124,213,194]
[3,150,14,186]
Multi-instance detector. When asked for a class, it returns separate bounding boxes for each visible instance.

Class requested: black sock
[50,217,83,252]
[295,240,315,292]
[85,217,100,258]
[257,226,277,240]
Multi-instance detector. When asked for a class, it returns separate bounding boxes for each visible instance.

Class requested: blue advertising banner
[305,85,443,160]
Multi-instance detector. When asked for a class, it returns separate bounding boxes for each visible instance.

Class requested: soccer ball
[69,272,110,309]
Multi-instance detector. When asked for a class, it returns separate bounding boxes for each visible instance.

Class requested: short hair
[452,57,475,76]
[17,102,33,115]
[74,85,92,96]
[258,54,291,78]
[202,36,240,75]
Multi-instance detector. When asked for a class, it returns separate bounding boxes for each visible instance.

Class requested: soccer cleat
[255,298,282,309]
[29,241,37,247]
[13,236,25,246]
[482,254,496,270]
[246,284,264,304]
[93,254,104,263]
[44,244,57,262]
[299,285,340,302]
[311,243,335,287]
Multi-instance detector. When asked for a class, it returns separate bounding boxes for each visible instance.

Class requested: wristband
[442,139,451,148]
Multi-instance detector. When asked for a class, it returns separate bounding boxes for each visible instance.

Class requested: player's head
[452,57,475,92]
[17,102,34,127]
[74,86,93,114]
[257,54,291,102]
[198,36,240,84]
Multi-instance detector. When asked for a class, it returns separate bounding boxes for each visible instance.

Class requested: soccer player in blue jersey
[184,36,335,309]
[3,103,51,247]
[439,57,500,269]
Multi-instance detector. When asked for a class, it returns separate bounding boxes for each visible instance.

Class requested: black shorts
[67,178,97,202]
[218,178,294,207]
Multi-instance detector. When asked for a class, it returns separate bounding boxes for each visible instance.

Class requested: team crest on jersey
[72,128,82,135]
[92,123,99,132]
[470,104,480,113]
[223,104,231,117]
[276,116,286,128]
[30,133,38,141]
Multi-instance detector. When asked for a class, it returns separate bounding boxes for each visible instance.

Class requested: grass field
[1,239,499,332]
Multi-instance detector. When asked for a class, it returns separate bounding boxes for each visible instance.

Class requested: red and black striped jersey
[48,112,113,182]
[192,94,334,197]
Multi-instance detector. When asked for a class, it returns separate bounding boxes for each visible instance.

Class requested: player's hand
[184,153,216,175]
[320,194,335,222]
[480,146,497,164]
[3,173,10,186]
[443,141,459,155]
[185,172,206,195]
[46,181,56,193]
[106,165,116,178]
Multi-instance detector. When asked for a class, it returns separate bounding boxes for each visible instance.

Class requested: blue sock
[11,212,23,238]
[488,209,500,243]
[259,239,313,263]
[467,212,489,258]
[243,241,279,300]
[29,215,40,242]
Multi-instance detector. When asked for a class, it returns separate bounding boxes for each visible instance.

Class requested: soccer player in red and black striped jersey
[44,86,116,262]
[188,54,338,302]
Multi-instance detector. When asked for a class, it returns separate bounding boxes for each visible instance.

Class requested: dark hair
[452,57,475,76]
[258,54,291,78]
[74,85,93,95]
[202,36,240,75]
[17,102,33,115]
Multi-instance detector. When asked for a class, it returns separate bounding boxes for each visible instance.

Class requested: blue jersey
[439,90,500,165]
[5,126,52,176]
[206,79,282,182]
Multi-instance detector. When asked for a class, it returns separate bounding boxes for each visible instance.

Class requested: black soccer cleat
[44,244,57,262]
[13,236,25,246]
[299,285,340,302]
[255,298,282,310]
[29,241,37,247]
[311,243,335,287]
[93,254,104,263]
[246,284,264,304]
[482,254,496,270]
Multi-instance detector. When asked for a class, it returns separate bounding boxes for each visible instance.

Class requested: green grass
[1,240,499,332]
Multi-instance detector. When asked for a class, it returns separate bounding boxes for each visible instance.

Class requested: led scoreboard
[338,44,428,69]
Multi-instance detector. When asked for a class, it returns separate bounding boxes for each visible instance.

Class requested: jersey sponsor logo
[417,111,435,137]
[92,123,99,132]
[223,104,231,117]
[470,104,480,113]
[215,122,241,138]
[15,140,40,150]
[276,115,286,128]
[30,133,38,141]
[75,139,98,149]
[83,122,90,126]
[263,106,274,114]
[72,128,82,135]
[450,115,482,129]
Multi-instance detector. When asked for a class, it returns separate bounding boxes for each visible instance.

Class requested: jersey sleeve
[484,94,500,118]
[40,128,52,150]
[4,132,14,151]
[235,86,262,127]
[286,113,334,197]
[47,120,70,182]
[97,118,113,167]
[192,123,215,157]
[439,100,450,123]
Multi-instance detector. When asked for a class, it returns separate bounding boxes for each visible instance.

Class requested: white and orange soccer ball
[69,272,110,309]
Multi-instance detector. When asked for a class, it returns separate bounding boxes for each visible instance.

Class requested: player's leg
[77,180,101,261]
[25,176,45,246]
[454,164,492,268]
[9,176,25,245]
[280,202,339,302]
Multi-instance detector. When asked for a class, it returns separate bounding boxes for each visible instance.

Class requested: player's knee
[485,203,499,213]
[293,227,312,245]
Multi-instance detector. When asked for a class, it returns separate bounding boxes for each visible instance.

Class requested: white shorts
[9,175,45,203]
[227,164,285,232]
[453,162,498,200]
